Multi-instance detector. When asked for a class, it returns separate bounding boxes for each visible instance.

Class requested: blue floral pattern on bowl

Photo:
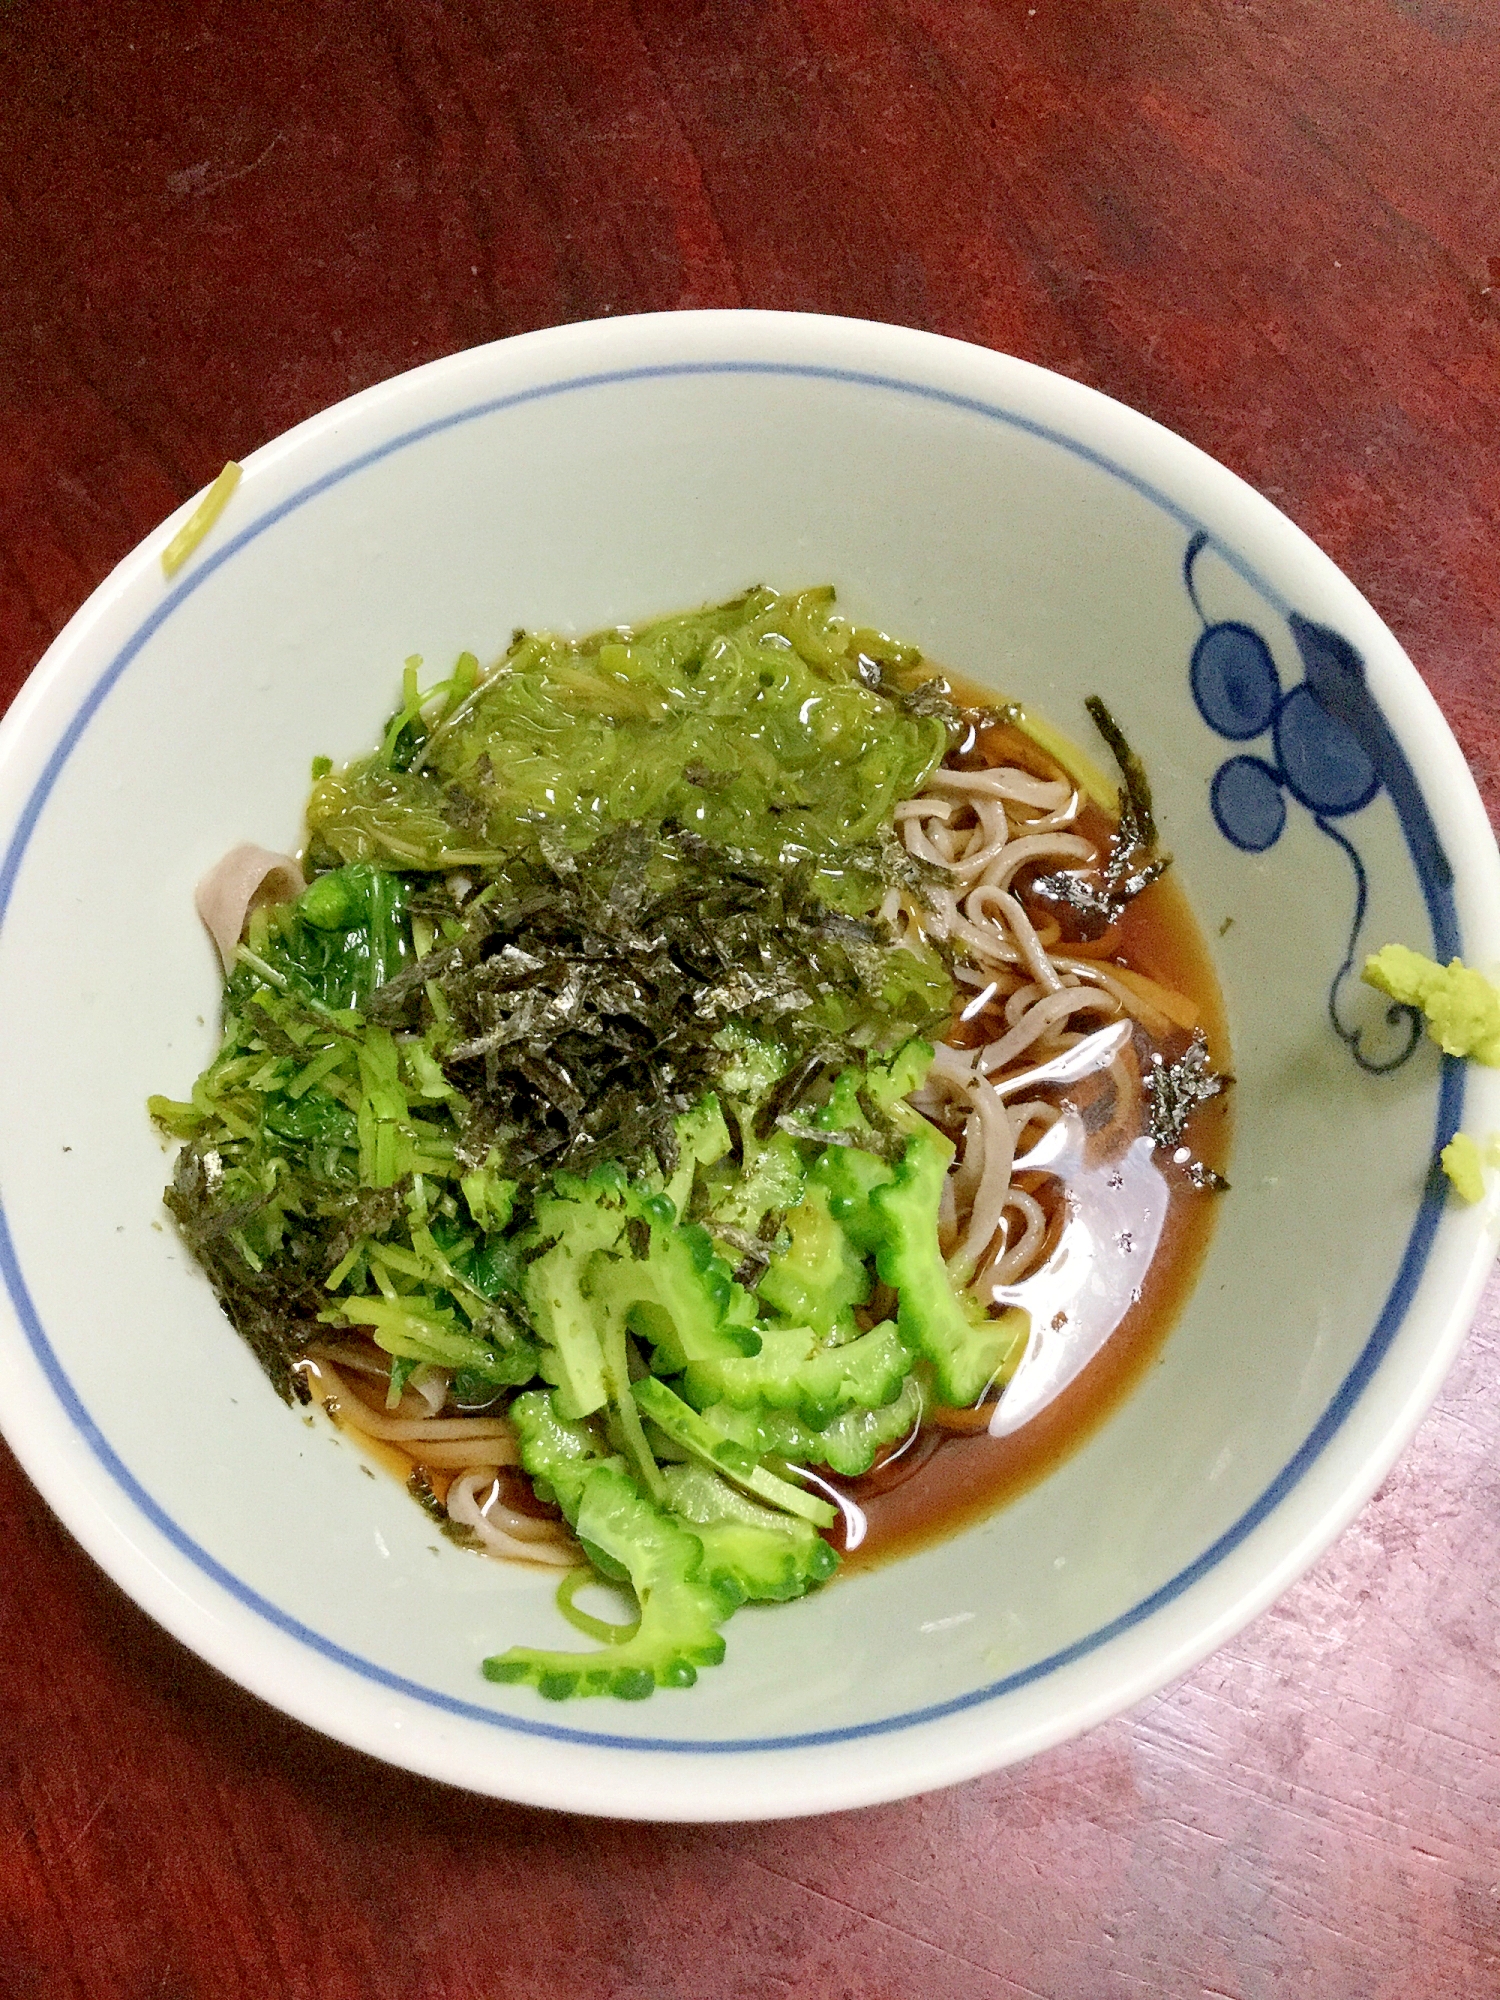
[1184,531,1453,1074]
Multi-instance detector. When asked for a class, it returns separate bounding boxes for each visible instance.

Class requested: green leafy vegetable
[153,587,1042,1703]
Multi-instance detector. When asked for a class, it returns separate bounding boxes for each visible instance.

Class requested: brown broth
[830,694,1232,1571]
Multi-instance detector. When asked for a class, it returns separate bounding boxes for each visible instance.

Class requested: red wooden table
[3,4,1499,1993]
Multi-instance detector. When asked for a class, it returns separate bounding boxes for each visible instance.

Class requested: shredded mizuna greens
[154,588,1035,1700]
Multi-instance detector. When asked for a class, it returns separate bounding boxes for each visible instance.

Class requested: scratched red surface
[2,3,1499,1994]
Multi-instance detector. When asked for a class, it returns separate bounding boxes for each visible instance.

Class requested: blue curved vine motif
[1183,532,1453,1075]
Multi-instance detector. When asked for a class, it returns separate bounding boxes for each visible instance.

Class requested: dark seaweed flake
[408,1467,448,1522]
[682,762,735,792]
[1032,696,1172,934]
[419,825,950,1186]
[1144,1030,1226,1148]
[855,656,969,746]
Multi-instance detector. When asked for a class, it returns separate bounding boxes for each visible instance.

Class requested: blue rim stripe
[0,356,1462,1756]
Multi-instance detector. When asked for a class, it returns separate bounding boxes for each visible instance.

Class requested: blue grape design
[1182,532,1423,1074]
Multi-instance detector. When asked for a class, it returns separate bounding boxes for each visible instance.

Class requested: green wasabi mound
[1440,1133,1486,1204]
[1363,946,1500,1204]
[152,588,1050,1702]
[1363,945,1500,1065]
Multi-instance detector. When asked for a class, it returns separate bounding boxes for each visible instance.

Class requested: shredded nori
[407,1467,448,1522]
[1143,1029,1224,1145]
[164,1145,357,1401]
[1143,1029,1230,1189]
[855,653,1011,750]
[1085,694,1158,850]
[1032,695,1171,933]
[378,823,953,1186]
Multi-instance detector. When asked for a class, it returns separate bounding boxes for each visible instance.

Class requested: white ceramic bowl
[0,312,1495,1821]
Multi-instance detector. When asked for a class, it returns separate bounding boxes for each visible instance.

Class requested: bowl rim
[1,308,1496,1819]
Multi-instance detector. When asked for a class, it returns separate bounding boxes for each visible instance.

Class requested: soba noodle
[301,1353,579,1563]
[892,750,1172,1297]
[446,1471,581,1566]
